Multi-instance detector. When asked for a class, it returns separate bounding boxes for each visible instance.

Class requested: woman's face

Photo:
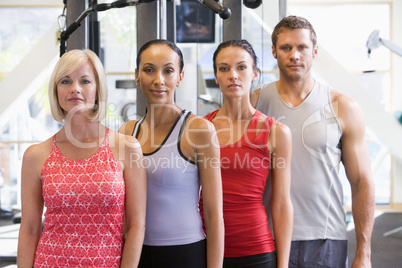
[57,61,97,117]
[135,44,184,105]
[214,46,258,99]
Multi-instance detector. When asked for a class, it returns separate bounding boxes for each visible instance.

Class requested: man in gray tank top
[250,16,375,268]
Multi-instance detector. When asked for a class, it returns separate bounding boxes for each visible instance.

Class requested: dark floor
[347,212,402,268]
[0,259,14,268]
[1,212,401,267]
[0,217,13,227]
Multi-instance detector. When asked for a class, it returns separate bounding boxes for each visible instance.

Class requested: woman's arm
[269,122,293,268]
[17,144,46,268]
[119,134,147,268]
[188,117,224,268]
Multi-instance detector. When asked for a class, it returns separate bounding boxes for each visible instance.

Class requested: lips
[288,64,302,68]
[67,97,84,102]
[150,90,167,95]
[228,84,240,89]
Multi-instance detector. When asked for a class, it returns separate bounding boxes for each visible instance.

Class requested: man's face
[272,28,318,82]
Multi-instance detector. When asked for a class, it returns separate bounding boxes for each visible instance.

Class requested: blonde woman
[17,49,146,268]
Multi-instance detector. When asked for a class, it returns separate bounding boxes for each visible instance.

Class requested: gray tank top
[132,110,205,245]
[257,81,347,240]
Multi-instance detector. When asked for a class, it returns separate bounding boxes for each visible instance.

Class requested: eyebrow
[142,62,175,67]
[279,42,309,47]
[62,75,92,79]
[218,60,247,65]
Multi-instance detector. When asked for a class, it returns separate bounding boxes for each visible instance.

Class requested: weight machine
[60,0,259,117]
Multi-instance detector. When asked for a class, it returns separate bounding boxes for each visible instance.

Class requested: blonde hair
[48,49,108,123]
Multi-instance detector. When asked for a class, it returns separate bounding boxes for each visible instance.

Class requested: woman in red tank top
[202,40,293,268]
[17,49,147,268]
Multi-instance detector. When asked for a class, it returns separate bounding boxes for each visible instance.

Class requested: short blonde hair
[48,49,108,123]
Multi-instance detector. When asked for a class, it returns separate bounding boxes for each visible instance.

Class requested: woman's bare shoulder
[118,119,139,135]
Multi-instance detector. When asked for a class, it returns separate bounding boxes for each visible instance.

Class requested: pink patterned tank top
[34,129,125,268]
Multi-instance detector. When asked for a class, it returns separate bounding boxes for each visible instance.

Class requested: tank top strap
[261,116,274,149]
[103,128,109,144]
[131,110,189,144]
[132,116,145,138]
[247,110,262,129]
[244,110,260,139]
[166,109,191,144]
[49,134,58,157]
[245,110,274,154]
[204,109,218,122]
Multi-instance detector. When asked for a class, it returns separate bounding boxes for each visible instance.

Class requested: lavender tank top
[132,110,205,246]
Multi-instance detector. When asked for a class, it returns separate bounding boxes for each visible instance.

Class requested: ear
[134,68,140,86]
[179,70,184,82]
[313,44,318,59]
[272,45,277,59]
[215,76,219,87]
[177,70,184,87]
[252,68,259,82]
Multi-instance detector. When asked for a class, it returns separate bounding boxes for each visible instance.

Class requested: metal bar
[222,0,242,41]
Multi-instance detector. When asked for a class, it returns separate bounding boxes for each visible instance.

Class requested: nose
[289,48,300,61]
[70,81,81,94]
[153,71,165,86]
[229,69,238,81]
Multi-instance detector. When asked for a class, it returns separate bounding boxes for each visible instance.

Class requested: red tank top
[35,129,125,267]
[203,110,276,257]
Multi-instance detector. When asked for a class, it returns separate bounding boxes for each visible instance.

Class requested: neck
[276,77,315,107]
[144,103,182,126]
[220,96,255,121]
[60,114,105,144]
[277,77,315,98]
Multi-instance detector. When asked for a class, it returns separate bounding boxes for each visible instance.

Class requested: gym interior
[0,0,402,267]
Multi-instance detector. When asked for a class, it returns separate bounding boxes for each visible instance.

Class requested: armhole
[264,117,275,156]
[39,138,58,178]
[328,88,343,140]
[177,111,196,165]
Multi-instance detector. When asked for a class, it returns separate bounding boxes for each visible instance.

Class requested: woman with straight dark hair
[119,39,224,268]
[201,40,293,268]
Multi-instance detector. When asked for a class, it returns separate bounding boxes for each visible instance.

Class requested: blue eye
[60,79,70,84]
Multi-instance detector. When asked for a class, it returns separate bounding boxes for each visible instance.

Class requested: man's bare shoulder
[330,89,352,102]
[330,89,361,113]
[330,89,365,132]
